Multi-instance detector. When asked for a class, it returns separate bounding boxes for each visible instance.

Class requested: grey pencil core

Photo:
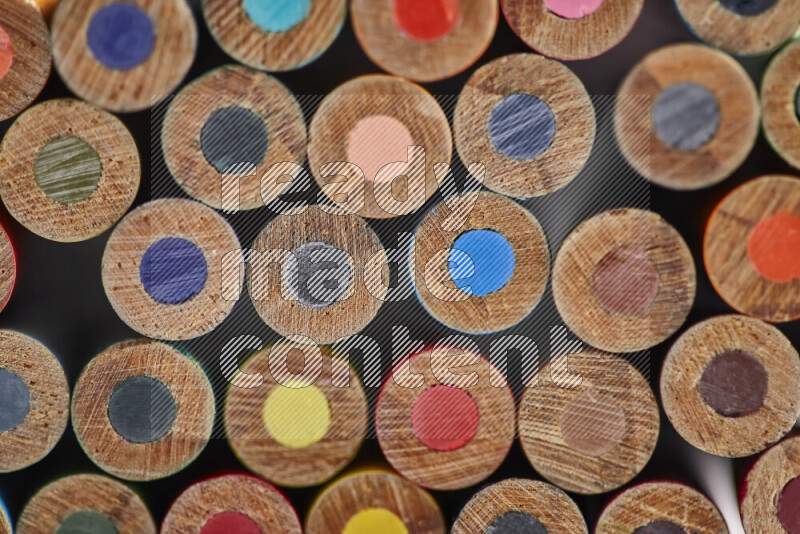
[653,83,720,150]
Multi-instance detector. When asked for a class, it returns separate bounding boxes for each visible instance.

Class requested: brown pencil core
[699,350,768,417]
[560,390,627,457]
[633,520,687,534]
[592,247,659,315]
[778,475,800,533]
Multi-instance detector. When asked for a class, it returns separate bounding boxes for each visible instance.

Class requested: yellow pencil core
[262,382,331,449]
[343,509,408,534]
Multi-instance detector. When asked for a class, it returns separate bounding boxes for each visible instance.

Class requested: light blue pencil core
[448,230,515,297]
[243,0,311,33]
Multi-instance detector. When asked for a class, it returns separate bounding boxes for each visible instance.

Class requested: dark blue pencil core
[652,82,720,151]
[140,237,207,305]
[488,93,556,160]
[200,106,269,174]
[87,3,155,70]
[107,375,177,444]
[487,512,548,534]
[0,368,30,433]
[718,0,779,16]
[633,520,687,534]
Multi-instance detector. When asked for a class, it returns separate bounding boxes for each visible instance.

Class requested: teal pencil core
[243,0,311,33]
[34,136,102,204]
[56,511,118,534]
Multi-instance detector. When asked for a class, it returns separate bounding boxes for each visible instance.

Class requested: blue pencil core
[0,368,30,432]
[87,3,155,70]
[243,0,311,33]
[448,230,515,297]
[488,93,556,160]
[140,237,207,304]
[718,0,779,16]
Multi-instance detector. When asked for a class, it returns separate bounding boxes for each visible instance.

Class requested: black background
[1,0,799,530]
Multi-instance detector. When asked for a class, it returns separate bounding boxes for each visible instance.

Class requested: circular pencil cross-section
[308,75,452,219]
[0,330,69,473]
[412,191,550,334]
[102,199,243,340]
[762,39,800,170]
[351,0,498,82]
[0,226,15,313]
[741,436,800,533]
[162,65,307,210]
[306,471,446,534]
[675,0,800,56]
[248,206,387,344]
[615,43,759,190]
[452,479,587,533]
[0,0,50,122]
[661,314,800,457]
[225,341,368,487]
[596,482,728,534]
[375,347,516,490]
[72,339,215,480]
[553,209,695,353]
[51,0,196,112]
[519,350,659,494]
[705,175,800,322]
[501,0,644,60]
[454,54,595,198]
[16,474,156,534]
[204,0,345,71]
[161,474,301,534]
[0,99,140,242]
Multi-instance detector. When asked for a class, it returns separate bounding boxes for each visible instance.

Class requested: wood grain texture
[552,209,695,353]
[203,0,345,71]
[596,482,728,534]
[0,225,15,313]
[162,64,307,210]
[0,98,140,242]
[661,314,800,458]
[705,175,800,322]
[451,479,587,534]
[412,191,550,334]
[762,39,800,170]
[306,471,445,534]
[248,206,387,344]
[0,0,50,122]
[0,330,69,473]
[225,344,368,487]
[161,474,301,534]
[375,348,516,491]
[351,0,497,82]
[102,199,243,340]
[51,0,196,112]
[16,474,155,534]
[454,54,594,198]
[741,436,800,533]
[308,75,452,219]
[0,505,8,534]
[615,43,759,190]
[519,350,659,494]
[501,0,644,60]
[71,339,215,480]
[676,0,800,56]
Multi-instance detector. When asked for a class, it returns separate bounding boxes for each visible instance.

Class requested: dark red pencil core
[699,350,768,418]
[778,475,800,533]
[411,385,479,451]
[199,512,262,534]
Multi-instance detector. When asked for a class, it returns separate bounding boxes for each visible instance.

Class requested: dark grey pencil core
[200,106,269,174]
[795,85,800,123]
[282,241,353,308]
[107,376,177,443]
[652,82,720,150]
[634,520,688,534]
[56,511,118,534]
[718,0,779,16]
[0,368,30,433]
[486,512,548,534]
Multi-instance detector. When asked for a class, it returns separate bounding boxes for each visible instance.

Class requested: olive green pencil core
[34,136,102,204]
